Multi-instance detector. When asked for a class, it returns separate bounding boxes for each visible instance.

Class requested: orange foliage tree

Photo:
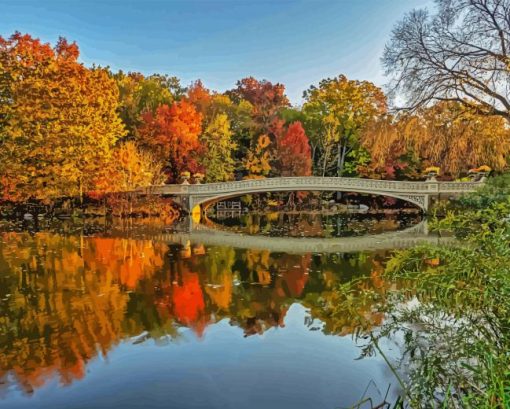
[138,100,204,182]
[358,115,419,179]
[187,80,212,116]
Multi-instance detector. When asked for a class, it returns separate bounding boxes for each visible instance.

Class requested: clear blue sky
[0,0,432,104]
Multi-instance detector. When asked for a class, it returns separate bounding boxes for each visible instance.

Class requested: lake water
[0,214,420,409]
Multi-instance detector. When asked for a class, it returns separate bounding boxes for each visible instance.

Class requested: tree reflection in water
[209,211,421,238]
[0,229,391,396]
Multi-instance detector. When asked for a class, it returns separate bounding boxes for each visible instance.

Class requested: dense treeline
[1,15,509,204]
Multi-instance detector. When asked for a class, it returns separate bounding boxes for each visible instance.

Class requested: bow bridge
[137,177,483,213]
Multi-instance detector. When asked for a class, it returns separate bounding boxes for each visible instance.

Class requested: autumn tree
[280,107,324,174]
[225,77,290,178]
[138,100,203,182]
[244,134,272,178]
[302,75,387,176]
[228,77,289,130]
[384,0,510,121]
[94,141,164,193]
[199,114,236,182]
[210,93,254,136]
[0,33,125,202]
[114,71,183,139]
[138,74,184,110]
[361,102,510,177]
[114,72,145,139]
[187,80,212,116]
[90,141,166,215]
[359,115,421,179]
[210,94,254,174]
[273,121,312,176]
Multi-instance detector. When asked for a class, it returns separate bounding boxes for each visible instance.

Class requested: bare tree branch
[383,0,510,121]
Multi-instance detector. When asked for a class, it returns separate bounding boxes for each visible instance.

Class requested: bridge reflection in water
[160,218,450,254]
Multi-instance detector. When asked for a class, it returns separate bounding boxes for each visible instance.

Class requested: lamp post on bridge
[180,171,191,185]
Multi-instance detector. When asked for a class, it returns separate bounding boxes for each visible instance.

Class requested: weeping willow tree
[361,102,510,178]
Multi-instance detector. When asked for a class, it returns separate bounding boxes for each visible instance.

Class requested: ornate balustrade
[137,177,484,212]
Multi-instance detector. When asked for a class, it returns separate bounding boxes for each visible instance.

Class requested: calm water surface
[0,214,414,409]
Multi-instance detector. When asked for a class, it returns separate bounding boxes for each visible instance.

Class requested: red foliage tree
[274,121,312,176]
[138,100,203,182]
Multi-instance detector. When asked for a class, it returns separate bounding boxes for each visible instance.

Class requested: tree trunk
[339,144,348,176]
[322,145,330,177]
[337,143,342,176]
[311,144,317,175]
[79,177,83,206]
[286,192,296,211]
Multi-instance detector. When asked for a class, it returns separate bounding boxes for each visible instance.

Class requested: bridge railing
[138,177,483,196]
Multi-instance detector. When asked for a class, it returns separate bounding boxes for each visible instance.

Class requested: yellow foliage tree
[200,114,237,182]
[244,134,272,178]
[303,75,387,176]
[95,141,164,194]
[0,33,125,202]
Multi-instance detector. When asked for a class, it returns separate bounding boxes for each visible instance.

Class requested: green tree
[313,175,510,406]
[214,95,254,176]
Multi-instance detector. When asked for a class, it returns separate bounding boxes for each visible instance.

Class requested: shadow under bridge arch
[192,190,426,213]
